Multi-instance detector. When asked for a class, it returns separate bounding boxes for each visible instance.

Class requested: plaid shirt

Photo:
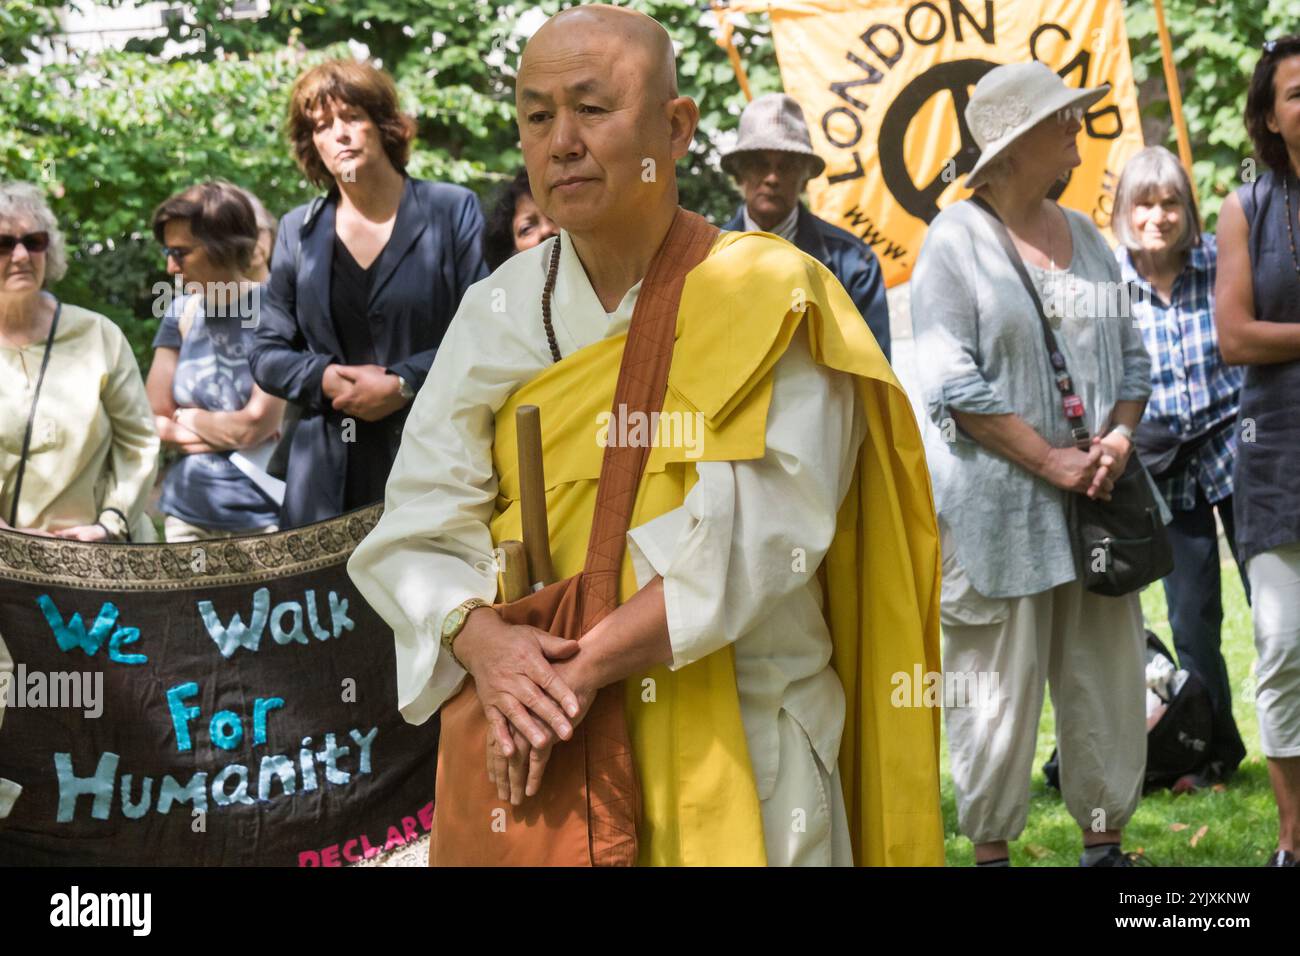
[1117,236,1242,509]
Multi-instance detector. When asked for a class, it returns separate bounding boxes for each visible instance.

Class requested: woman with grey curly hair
[0,181,159,542]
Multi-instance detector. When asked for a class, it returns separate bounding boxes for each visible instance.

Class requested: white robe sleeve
[346,286,518,725]
[626,325,865,670]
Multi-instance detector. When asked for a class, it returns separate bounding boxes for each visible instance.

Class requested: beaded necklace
[540,236,562,363]
[1284,170,1300,282]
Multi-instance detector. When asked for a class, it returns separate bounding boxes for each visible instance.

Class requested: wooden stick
[1153,0,1199,206]
[498,540,529,603]
[516,405,556,588]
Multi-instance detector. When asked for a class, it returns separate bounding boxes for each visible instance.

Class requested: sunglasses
[0,232,51,256]
[163,246,194,264]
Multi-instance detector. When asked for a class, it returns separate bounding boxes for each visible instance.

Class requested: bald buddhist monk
[348,4,944,866]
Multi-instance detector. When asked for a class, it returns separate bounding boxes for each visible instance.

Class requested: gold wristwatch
[441,597,491,668]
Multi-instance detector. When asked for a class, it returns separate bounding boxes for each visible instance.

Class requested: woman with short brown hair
[250,59,488,528]
[145,180,285,542]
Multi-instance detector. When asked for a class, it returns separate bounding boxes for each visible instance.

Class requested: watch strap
[442,597,490,668]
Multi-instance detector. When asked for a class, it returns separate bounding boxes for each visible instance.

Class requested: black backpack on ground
[1042,631,1216,793]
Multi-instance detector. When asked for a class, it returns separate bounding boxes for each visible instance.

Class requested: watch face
[442,609,464,639]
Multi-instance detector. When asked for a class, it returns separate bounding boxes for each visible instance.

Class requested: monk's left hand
[548,651,599,727]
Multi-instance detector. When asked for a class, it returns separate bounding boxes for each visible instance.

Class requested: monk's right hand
[454,606,581,756]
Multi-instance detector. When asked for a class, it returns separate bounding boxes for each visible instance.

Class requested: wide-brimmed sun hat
[721,92,826,179]
[964,61,1110,189]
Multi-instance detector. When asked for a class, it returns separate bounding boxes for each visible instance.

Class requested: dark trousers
[1161,487,1250,778]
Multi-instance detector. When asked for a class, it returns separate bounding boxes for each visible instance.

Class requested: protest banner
[724,0,1146,286]
[0,506,439,866]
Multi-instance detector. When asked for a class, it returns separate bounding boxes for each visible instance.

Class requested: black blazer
[250,176,487,528]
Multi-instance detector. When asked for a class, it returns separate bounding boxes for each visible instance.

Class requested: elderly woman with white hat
[912,62,1153,866]
[721,93,891,361]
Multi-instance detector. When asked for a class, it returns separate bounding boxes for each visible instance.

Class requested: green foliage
[0,0,64,68]
[0,1,776,367]
[1,0,1285,369]
[1124,0,1299,226]
[0,42,338,367]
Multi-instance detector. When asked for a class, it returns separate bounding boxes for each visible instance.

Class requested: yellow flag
[725,0,1145,287]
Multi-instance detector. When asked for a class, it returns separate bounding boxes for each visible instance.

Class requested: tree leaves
[1126,0,1297,226]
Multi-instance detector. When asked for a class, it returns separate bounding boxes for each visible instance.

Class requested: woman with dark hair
[145,181,285,542]
[1215,35,1300,867]
[1113,146,1248,788]
[250,59,488,528]
[481,169,557,271]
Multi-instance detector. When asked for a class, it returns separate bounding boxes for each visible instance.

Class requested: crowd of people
[0,7,1297,865]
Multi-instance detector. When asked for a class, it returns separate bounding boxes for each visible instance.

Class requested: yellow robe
[488,231,943,866]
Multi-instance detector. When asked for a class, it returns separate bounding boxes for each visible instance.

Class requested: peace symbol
[877,58,1069,224]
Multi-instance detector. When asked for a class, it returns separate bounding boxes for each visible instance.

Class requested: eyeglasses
[0,232,51,256]
[1055,105,1086,125]
[163,246,194,264]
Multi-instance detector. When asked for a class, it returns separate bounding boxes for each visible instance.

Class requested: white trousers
[1247,542,1300,758]
[758,710,853,865]
[940,543,1147,843]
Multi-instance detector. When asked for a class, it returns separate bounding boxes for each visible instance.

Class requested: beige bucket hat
[721,92,826,178]
[964,61,1110,189]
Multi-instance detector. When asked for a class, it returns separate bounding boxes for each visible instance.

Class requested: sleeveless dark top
[1232,168,1300,563]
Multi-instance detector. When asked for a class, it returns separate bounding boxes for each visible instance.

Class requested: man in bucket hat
[722,93,891,362]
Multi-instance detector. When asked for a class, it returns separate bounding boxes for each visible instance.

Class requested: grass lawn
[938,560,1279,866]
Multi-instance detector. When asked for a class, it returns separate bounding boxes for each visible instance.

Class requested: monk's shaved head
[514,4,697,247]
[521,4,677,102]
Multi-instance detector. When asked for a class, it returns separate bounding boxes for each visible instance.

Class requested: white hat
[964,61,1110,189]
[721,93,826,178]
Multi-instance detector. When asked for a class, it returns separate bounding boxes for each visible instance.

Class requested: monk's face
[516,14,695,236]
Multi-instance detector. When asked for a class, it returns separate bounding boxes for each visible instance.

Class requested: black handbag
[970,196,1173,596]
